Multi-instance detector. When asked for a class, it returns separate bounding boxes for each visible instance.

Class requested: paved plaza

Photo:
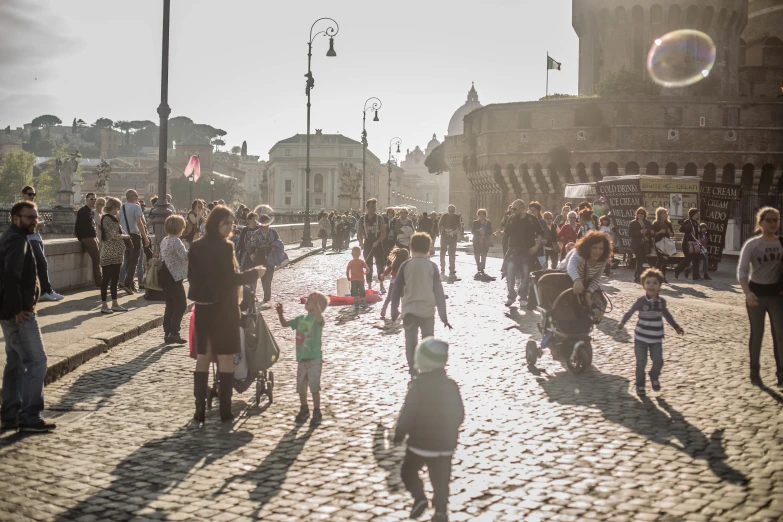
[0,249,781,521]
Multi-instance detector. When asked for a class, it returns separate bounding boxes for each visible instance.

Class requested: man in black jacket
[394,338,463,522]
[674,208,702,281]
[75,192,102,286]
[0,201,56,432]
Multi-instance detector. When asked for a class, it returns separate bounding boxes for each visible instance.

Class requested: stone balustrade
[39,222,318,291]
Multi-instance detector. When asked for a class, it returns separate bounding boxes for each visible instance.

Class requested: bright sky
[0,0,578,161]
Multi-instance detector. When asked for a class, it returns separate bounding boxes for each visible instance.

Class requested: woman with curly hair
[566,230,613,309]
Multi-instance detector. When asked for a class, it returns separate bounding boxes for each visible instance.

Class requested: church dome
[426,133,440,154]
[447,83,482,136]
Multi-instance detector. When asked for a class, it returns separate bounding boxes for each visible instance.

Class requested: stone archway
[576,163,589,183]
[684,163,697,176]
[520,164,536,194]
[625,161,640,175]
[646,162,659,175]
[740,164,755,189]
[703,163,716,182]
[534,164,549,193]
[591,162,603,181]
[721,163,736,185]
[607,162,619,177]
[665,162,678,176]
[758,164,774,194]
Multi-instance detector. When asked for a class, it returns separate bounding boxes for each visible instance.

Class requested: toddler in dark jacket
[393,338,464,522]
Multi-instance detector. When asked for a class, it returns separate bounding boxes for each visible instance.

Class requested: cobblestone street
[1,248,782,521]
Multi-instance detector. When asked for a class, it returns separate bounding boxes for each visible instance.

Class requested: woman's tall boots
[193,371,208,424]
[218,372,235,423]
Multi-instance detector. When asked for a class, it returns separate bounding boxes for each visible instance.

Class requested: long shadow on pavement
[39,294,149,334]
[372,422,405,492]
[52,428,254,521]
[538,369,748,485]
[50,344,174,411]
[214,424,315,517]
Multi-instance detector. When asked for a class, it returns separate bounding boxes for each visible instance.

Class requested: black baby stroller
[526,271,605,374]
[207,287,281,407]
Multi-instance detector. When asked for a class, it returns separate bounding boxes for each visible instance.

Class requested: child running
[393,338,464,522]
[380,247,410,319]
[619,268,685,395]
[391,233,452,377]
[275,292,329,427]
[347,246,369,311]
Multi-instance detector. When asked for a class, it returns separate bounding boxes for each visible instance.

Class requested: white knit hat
[414,337,449,372]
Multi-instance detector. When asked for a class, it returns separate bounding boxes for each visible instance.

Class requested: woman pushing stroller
[561,231,613,321]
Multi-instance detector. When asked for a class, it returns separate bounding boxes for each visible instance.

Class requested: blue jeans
[634,340,663,388]
[701,252,709,275]
[119,243,144,286]
[29,239,52,294]
[1,314,48,425]
[506,250,532,302]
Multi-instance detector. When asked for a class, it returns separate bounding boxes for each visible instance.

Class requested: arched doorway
[646,162,659,175]
[548,164,563,193]
[665,162,678,176]
[607,162,619,177]
[684,163,697,176]
[576,163,589,183]
[625,161,640,175]
[758,164,774,194]
[721,164,736,185]
[740,164,755,189]
[703,163,716,182]
[591,162,603,181]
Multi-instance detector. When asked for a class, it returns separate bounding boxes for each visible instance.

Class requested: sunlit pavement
[0,248,781,521]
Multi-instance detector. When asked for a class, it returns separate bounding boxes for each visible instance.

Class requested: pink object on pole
[183,155,201,182]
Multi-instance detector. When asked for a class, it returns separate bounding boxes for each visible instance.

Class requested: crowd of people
[0,185,781,522]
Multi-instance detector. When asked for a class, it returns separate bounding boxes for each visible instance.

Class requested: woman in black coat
[188,206,265,424]
[629,207,653,283]
[674,208,702,280]
[652,207,675,283]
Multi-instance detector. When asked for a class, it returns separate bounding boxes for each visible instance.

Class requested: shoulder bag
[143,257,165,291]
[121,204,135,250]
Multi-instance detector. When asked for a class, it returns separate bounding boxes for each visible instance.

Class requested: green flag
[547,55,561,71]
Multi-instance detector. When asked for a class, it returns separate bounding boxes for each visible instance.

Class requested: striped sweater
[620,296,680,344]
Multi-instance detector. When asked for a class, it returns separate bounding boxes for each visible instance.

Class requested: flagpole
[546,51,549,98]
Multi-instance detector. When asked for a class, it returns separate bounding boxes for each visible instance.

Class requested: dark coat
[629,219,653,250]
[188,235,258,355]
[74,205,97,240]
[393,369,464,452]
[0,225,40,320]
[679,218,700,251]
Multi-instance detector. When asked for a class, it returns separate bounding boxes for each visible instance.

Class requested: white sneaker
[100,307,114,314]
[39,292,59,302]
[49,291,64,301]
[379,283,386,294]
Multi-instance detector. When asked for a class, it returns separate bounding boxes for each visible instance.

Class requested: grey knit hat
[414,337,449,372]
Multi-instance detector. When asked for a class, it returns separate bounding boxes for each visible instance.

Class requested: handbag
[121,204,136,250]
[687,236,702,255]
[655,237,677,257]
[143,257,165,291]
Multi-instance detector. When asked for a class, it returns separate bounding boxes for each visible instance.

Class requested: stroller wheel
[255,379,265,405]
[267,372,274,403]
[525,340,538,366]
[566,341,593,374]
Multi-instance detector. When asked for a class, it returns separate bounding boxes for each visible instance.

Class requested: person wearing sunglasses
[0,201,57,432]
[738,207,783,387]
[21,186,63,302]
[75,192,102,287]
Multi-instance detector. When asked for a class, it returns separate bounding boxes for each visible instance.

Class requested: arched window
[763,37,783,67]
[625,161,640,175]
[686,5,699,26]
[740,164,755,189]
[615,6,627,24]
[607,162,619,177]
[534,164,549,193]
[576,163,589,183]
[548,164,563,193]
[646,162,659,175]
[758,164,774,194]
[520,164,536,194]
[314,173,323,192]
[667,4,682,32]
[700,6,714,32]
[703,163,717,182]
[591,162,603,181]
[665,162,678,176]
[721,163,736,185]
[684,163,697,176]
[493,165,509,193]
[506,164,523,198]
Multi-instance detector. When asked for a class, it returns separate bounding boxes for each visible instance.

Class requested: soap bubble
[647,29,716,88]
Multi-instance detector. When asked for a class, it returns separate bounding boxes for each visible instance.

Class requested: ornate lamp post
[301,17,339,248]
[361,97,382,209]
[151,0,172,247]
[210,177,215,201]
[386,137,401,207]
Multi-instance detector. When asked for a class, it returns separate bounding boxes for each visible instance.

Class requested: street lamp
[301,17,339,248]
[361,96,382,209]
[151,0,172,248]
[210,177,215,201]
[387,137,401,207]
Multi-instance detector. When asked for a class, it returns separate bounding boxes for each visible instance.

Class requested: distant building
[100,129,123,158]
[265,130,383,212]
[399,134,449,213]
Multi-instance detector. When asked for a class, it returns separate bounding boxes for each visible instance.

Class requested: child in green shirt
[275,292,329,427]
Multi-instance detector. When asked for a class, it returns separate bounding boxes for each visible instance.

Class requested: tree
[211,138,225,151]
[113,120,132,145]
[193,124,219,140]
[424,143,449,174]
[22,129,54,157]
[230,146,242,155]
[31,114,62,137]
[127,120,155,145]
[595,68,662,97]
[93,118,114,129]
[72,118,77,134]
[0,149,35,204]
[169,116,194,147]
[241,140,247,160]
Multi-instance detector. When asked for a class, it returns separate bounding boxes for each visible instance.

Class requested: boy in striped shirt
[619,268,685,395]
